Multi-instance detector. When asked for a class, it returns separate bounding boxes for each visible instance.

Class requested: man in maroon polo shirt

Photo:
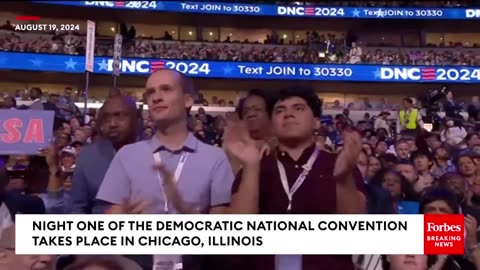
[224,87,366,270]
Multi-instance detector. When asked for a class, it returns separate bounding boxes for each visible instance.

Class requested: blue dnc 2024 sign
[34,1,480,20]
[1,51,480,84]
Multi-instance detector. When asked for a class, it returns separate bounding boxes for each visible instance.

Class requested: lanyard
[153,151,189,213]
[404,110,410,124]
[277,147,319,212]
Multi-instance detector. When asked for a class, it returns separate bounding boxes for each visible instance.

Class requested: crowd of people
[1,69,480,269]
[1,1,480,269]
[1,26,480,65]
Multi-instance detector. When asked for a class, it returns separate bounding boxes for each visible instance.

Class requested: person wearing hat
[60,146,77,172]
[374,111,391,137]
[38,145,76,214]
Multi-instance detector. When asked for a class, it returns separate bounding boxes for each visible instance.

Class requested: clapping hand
[465,214,478,250]
[414,174,433,193]
[108,198,152,214]
[39,145,58,171]
[154,163,200,214]
[223,113,261,166]
[334,129,362,178]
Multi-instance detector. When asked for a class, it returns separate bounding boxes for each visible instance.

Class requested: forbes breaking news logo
[102,59,165,73]
[424,214,464,254]
[380,67,437,81]
[466,9,480,18]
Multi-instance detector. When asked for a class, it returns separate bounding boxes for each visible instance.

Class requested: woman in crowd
[457,153,478,186]
[367,155,382,179]
[375,140,389,156]
[370,169,418,214]
[362,143,374,157]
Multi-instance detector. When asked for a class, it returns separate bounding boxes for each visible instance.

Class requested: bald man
[71,95,138,215]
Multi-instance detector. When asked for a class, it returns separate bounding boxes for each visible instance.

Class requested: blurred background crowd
[1,25,479,65]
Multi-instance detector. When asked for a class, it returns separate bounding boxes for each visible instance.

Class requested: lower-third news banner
[15,214,464,255]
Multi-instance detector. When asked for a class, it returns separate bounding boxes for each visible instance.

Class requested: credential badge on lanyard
[152,256,183,270]
[277,147,319,213]
[153,151,189,213]
[404,110,411,125]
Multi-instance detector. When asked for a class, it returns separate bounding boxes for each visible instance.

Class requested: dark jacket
[0,191,46,220]
[365,184,394,214]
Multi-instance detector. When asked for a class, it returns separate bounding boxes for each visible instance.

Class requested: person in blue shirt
[432,145,456,178]
[357,150,394,215]
[56,87,80,121]
[37,146,76,214]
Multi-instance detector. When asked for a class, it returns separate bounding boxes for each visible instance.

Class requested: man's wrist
[244,161,261,169]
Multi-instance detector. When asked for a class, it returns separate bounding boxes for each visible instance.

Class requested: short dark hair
[395,139,409,147]
[465,133,479,144]
[71,141,84,148]
[4,96,16,107]
[426,132,441,141]
[376,140,387,147]
[268,87,322,118]
[98,95,137,127]
[432,146,448,157]
[454,152,476,168]
[419,187,459,214]
[403,97,413,104]
[438,172,465,188]
[380,153,398,164]
[381,255,437,270]
[396,159,414,166]
[24,156,49,195]
[410,150,433,163]
[236,89,271,119]
[370,169,416,201]
[0,167,8,192]
[30,87,42,96]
